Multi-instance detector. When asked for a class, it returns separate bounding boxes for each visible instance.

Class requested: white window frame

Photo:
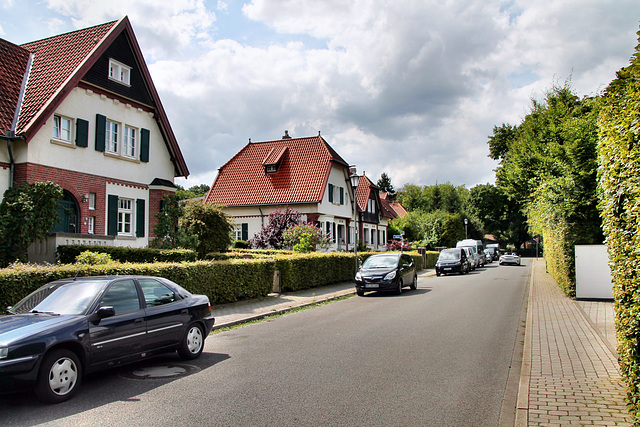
[53,114,72,142]
[123,125,137,158]
[87,216,95,234]
[234,226,242,241]
[109,59,131,85]
[88,193,96,210]
[118,198,133,236]
[106,119,119,153]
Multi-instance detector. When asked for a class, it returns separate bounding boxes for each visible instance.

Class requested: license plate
[444,268,452,271]
[365,284,379,288]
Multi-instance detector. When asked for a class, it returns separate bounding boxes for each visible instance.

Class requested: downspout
[258,207,265,227]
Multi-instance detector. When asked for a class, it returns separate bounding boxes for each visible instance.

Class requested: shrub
[57,245,197,264]
[75,251,114,265]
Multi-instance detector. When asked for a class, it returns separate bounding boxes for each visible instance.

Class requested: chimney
[282,130,292,139]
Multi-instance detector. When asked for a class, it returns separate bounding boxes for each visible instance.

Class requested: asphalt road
[0,260,531,426]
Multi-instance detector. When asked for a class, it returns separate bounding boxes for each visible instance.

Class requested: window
[88,193,96,210]
[124,126,137,158]
[109,59,131,85]
[98,280,140,314]
[87,216,95,234]
[367,199,376,213]
[106,119,119,153]
[138,278,177,307]
[53,115,72,142]
[118,198,133,236]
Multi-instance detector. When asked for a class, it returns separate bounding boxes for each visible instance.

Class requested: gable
[0,39,30,132]
[81,32,154,107]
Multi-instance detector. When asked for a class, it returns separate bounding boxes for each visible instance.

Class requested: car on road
[436,248,470,276]
[355,253,417,296]
[0,276,215,403]
[456,239,485,268]
[483,249,493,263]
[499,253,521,266]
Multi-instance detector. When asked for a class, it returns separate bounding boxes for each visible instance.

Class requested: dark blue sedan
[0,276,215,403]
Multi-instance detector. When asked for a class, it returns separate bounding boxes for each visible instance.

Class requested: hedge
[0,260,274,309]
[57,245,197,264]
[598,31,640,421]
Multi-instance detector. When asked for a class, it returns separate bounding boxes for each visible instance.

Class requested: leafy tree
[250,208,302,249]
[0,182,64,266]
[151,193,198,249]
[179,201,233,257]
[377,173,395,198]
[176,184,210,200]
[282,223,331,252]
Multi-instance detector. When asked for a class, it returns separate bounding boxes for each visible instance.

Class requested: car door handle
[181,309,188,315]
[134,318,144,324]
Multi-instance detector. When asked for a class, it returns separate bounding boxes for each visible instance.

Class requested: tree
[150,193,197,249]
[176,184,210,200]
[250,208,302,249]
[0,182,64,266]
[377,173,395,198]
[179,201,233,257]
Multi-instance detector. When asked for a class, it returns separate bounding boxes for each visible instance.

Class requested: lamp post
[350,171,360,276]
[464,218,468,239]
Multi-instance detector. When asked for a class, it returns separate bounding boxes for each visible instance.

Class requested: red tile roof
[379,197,398,219]
[355,173,378,212]
[0,39,30,132]
[205,135,350,207]
[0,16,189,177]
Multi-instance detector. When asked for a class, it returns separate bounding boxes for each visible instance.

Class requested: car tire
[395,280,403,295]
[34,349,82,404]
[436,272,440,277]
[410,275,417,290]
[356,289,365,296]
[178,323,205,360]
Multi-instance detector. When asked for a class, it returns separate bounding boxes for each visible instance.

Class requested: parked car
[456,239,485,267]
[485,245,500,261]
[461,247,477,271]
[436,248,470,276]
[0,276,215,403]
[499,253,521,266]
[355,253,417,296]
[484,249,494,263]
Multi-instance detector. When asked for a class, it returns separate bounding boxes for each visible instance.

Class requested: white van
[456,239,485,267]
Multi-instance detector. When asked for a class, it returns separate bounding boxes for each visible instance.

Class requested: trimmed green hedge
[57,245,197,264]
[275,252,355,292]
[0,260,274,309]
[598,32,640,421]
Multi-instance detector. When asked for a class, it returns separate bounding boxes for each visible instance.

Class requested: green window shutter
[136,199,145,238]
[332,223,336,243]
[107,195,118,236]
[76,118,88,147]
[340,187,344,205]
[95,114,106,152]
[328,183,334,203]
[140,128,150,162]
[241,223,248,241]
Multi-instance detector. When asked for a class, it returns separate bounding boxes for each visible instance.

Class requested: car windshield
[361,255,398,269]
[439,251,460,261]
[10,280,107,315]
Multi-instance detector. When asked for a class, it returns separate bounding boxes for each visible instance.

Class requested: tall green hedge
[57,245,197,264]
[597,30,640,421]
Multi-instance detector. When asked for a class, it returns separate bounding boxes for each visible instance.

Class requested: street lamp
[350,171,360,276]
[464,218,468,239]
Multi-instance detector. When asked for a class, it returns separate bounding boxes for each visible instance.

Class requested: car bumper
[355,279,398,292]
[202,316,216,335]
[0,354,40,393]
[436,265,463,274]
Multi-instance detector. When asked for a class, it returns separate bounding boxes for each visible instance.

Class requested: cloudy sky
[1,1,639,191]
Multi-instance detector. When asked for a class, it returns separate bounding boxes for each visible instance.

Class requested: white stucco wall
[23,87,176,185]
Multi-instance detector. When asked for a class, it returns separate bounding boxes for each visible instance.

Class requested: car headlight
[0,347,8,359]
[384,271,397,281]
[355,272,362,281]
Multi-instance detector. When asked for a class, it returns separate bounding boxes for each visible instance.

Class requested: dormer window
[109,59,131,85]
[262,146,288,174]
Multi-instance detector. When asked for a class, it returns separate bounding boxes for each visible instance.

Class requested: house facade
[0,17,188,262]
[355,173,389,251]
[205,132,357,251]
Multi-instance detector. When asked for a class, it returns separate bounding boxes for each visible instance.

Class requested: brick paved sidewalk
[517,259,631,426]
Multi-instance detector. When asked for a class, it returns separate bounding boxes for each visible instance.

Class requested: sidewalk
[517,259,631,426]
[210,262,633,426]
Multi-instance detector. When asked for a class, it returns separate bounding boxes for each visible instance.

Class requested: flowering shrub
[282,223,331,252]
[385,240,413,251]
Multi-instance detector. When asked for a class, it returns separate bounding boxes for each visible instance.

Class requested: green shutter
[76,118,88,147]
[107,195,118,236]
[140,128,150,162]
[136,199,145,237]
[340,187,344,205]
[241,223,248,241]
[328,183,334,203]
[95,114,106,152]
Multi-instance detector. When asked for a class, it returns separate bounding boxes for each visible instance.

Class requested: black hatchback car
[0,276,215,403]
[355,253,417,296]
[436,248,470,276]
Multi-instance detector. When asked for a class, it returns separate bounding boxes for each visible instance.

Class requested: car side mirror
[90,306,115,322]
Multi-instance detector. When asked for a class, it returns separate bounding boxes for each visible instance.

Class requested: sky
[1,0,639,191]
